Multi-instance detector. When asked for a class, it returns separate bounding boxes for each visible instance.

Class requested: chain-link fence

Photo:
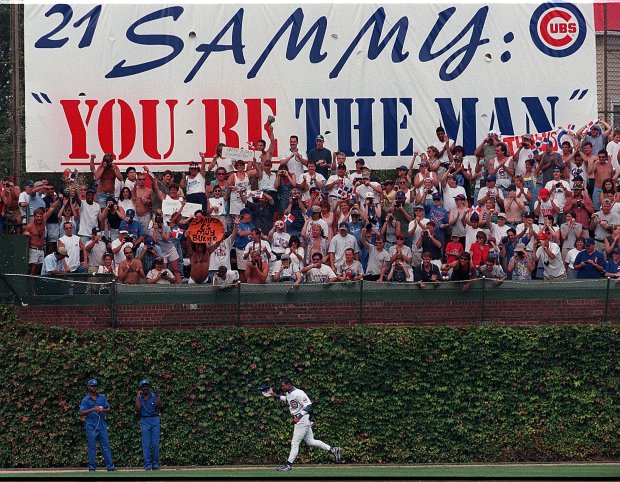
[2,274,620,328]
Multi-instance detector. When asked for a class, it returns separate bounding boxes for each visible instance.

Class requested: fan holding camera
[146,257,176,284]
[90,153,123,209]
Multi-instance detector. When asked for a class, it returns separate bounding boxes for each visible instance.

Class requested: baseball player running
[266,377,340,472]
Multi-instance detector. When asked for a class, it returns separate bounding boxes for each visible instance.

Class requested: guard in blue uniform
[135,379,162,470]
[78,379,115,472]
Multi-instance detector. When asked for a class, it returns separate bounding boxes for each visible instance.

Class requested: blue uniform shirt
[574,250,605,279]
[138,391,159,418]
[80,393,110,429]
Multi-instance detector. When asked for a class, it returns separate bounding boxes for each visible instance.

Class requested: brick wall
[14,299,620,330]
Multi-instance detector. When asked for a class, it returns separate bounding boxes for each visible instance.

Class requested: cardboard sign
[162,198,183,216]
[181,202,204,217]
[185,217,225,244]
[222,147,254,161]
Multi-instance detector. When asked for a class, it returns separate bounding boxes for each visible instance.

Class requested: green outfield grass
[1,463,619,478]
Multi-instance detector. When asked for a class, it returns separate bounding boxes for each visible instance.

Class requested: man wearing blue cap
[78,379,115,472]
[135,379,162,470]
[574,238,605,279]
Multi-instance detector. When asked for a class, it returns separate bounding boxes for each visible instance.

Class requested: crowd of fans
[2,120,620,289]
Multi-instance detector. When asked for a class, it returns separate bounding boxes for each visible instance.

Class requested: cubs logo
[290,400,299,409]
[530,3,586,58]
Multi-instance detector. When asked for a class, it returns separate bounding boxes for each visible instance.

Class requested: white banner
[24,3,597,172]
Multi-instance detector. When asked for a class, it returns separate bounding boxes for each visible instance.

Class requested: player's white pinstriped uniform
[274,382,340,471]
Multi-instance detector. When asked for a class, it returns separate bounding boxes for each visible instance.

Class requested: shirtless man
[256,119,276,164]
[1,179,22,233]
[589,150,614,211]
[186,240,223,284]
[24,206,56,275]
[91,153,123,208]
[133,170,154,231]
[245,249,269,284]
[117,247,145,284]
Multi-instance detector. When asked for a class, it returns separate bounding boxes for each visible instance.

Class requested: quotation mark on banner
[31,92,52,104]
[569,89,588,101]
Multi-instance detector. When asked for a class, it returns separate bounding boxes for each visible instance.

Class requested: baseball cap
[613,247,620,255]
[432,193,442,200]
[154,257,164,264]
[485,174,497,182]
[396,165,408,171]
[539,188,549,197]
[139,379,150,387]
[126,209,136,218]
[316,134,324,141]
[144,236,155,247]
[552,166,562,171]
[87,379,98,386]
[487,253,498,261]
[497,212,507,218]
[413,205,425,210]
[55,247,68,257]
[311,205,321,213]
[351,209,361,216]
[189,161,199,168]
[337,163,347,170]
[91,227,102,235]
[396,191,406,199]
[584,237,595,246]
[514,242,526,253]
[454,194,467,201]
[470,213,480,221]
[339,222,349,230]
[280,253,290,260]
[23,179,34,187]
[523,212,535,219]
[119,229,129,234]
[239,208,251,215]
[355,158,365,165]
[365,192,375,199]
[34,181,45,188]
[538,232,549,240]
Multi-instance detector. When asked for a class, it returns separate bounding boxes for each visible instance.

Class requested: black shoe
[276,463,292,472]
[331,446,341,463]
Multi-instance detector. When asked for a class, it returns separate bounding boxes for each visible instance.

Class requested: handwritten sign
[185,217,225,244]
[222,147,254,161]
[162,198,183,217]
[181,202,204,217]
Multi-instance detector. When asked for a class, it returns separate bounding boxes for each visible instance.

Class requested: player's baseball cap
[87,379,98,386]
[139,379,150,388]
[584,238,595,246]
[126,209,136,218]
[338,222,349,231]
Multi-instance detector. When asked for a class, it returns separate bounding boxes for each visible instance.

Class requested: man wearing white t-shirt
[300,253,338,283]
[280,135,307,180]
[328,223,359,271]
[532,232,565,280]
[511,134,535,177]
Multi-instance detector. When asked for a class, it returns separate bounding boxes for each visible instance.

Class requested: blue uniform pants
[86,427,114,471]
[140,417,160,469]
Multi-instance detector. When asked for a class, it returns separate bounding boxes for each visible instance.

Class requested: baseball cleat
[331,446,341,463]
[276,462,292,472]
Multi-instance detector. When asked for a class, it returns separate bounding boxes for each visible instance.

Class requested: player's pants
[287,422,330,464]
[86,426,115,471]
[140,416,160,470]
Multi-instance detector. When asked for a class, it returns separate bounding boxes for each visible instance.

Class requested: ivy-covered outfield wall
[0,306,618,468]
